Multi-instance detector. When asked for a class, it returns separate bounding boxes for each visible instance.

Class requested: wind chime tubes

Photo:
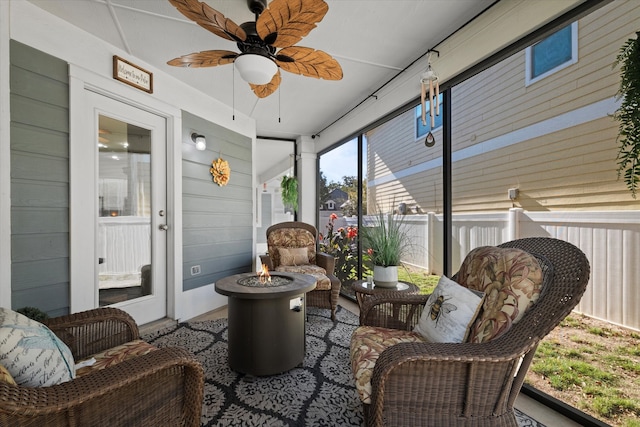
[420,61,440,129]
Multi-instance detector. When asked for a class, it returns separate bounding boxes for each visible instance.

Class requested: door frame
[69,65,182,322]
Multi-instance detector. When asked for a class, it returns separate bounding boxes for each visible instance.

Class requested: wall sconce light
[191,133,206,151]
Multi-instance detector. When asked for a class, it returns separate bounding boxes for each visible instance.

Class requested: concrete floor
[140,296,584,427]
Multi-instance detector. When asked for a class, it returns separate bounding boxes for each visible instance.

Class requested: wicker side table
[352,280,420,324]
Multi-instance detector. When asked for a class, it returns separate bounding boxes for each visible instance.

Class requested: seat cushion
[0,307,76,387]
[275,264,332,290]
[350,325,425,404]
[76,339,157,377]
[456,246,544,343]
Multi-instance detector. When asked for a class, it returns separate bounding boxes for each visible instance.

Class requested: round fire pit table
[215,272,316,376]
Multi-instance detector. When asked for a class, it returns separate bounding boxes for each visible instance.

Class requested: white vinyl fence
[358,208,640,331]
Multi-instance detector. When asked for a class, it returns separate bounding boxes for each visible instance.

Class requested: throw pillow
[278,247,309,266]
[456,246,544,343]
[0,307,75,387]
[0,363,16,386]
[413,276,485,343]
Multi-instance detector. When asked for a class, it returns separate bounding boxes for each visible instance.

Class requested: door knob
[159,224,169,231]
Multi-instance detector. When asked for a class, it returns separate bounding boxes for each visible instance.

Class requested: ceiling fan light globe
[235,54,277,85]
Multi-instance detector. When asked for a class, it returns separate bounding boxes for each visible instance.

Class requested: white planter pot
[373,265,398,288]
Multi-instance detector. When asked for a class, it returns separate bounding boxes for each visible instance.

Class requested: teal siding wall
[182,111,253,290]
[10,40,70,317]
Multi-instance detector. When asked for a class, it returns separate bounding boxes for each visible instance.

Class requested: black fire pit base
[215,272,317,376]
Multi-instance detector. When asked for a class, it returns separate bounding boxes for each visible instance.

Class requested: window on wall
[525,22,577,85]
[415,95,443,139]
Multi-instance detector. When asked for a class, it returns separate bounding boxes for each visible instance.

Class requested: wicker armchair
[351,237,590,427]
[0,307,204,427]
[260,221,341,320]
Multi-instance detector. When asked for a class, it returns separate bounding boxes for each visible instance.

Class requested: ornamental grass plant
[360,207,413,267]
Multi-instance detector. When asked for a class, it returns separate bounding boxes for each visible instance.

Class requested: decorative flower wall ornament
[210,157,230,186]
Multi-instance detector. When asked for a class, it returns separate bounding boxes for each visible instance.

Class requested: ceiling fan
[167,0,343,98]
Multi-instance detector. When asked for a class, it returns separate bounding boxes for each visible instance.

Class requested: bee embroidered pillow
[413,276,485,343]
[0,307,75,387]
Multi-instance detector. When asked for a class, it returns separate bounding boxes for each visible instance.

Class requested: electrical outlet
[190,265,201,275]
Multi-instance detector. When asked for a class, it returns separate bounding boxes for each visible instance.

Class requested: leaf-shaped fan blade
[250,70,282,98]
[169,0,246,42]
[167,50,238,67]
[256,0,329,48]
[276,46,342,80]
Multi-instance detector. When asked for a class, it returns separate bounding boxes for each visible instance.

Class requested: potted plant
[613,32,640,198]
[360,207,412,288]
[280,175,298,212]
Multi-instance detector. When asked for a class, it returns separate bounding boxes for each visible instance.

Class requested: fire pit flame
[258,263,271,284]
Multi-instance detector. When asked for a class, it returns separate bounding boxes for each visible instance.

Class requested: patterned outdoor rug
[144,306,545,427]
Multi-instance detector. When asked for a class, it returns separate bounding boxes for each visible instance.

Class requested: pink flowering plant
[319,213,360,284]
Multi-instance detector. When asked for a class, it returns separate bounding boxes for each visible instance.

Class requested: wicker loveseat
[350,237,590,427]
[260,221,341,320]
[0,307,204,426]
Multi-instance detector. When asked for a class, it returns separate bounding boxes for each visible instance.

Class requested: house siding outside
[366,0,640,213]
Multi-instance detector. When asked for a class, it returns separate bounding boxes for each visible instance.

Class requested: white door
[88,92,167,324]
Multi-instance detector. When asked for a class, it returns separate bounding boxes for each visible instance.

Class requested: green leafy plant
[613,32,640,198]
[16,306,49,323]
[280,175,298,212]
[359,208,412,267]
[318,213,362,284]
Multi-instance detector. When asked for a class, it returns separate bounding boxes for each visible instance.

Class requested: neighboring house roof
[327,188,348,204]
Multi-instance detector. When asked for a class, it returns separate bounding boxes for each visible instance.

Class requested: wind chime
[420,50,440,147]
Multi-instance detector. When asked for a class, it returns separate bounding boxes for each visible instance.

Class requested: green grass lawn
[527,314,640,426]
[398,265,439,293]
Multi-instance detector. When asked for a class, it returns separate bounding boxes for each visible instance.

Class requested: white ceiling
[26,0,495,141]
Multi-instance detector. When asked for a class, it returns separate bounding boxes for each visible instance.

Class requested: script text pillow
[413,276,484,343]
[0,307,75,387]
[278,247,309,266]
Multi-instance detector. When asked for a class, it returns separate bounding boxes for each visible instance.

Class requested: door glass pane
[97,115,152,306]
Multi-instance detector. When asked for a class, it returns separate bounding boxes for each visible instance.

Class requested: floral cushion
[275,264,332,290]
[76,339,157,377]
[350,325,425,404]
[455,246,544,343]
[0,308,75,387]
[267,227,316,267]
[0,363,16,386]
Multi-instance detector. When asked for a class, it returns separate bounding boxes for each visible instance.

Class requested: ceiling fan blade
[250,70,282,98]
[167,50,238,67]
[169,0,246,42]
[276,46,343,80]
[256,0,329,48]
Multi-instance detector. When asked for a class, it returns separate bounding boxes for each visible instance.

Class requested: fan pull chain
[278,83,281,123]
[232,63,236,121]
